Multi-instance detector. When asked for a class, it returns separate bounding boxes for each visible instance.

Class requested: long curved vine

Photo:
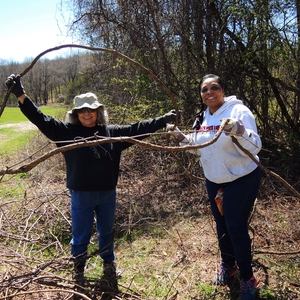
[0,44,299,199]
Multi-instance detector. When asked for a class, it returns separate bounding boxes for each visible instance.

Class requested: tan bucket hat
[70,92,103,114]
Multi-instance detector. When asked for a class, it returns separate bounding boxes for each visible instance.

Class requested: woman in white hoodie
[168,74,262,300]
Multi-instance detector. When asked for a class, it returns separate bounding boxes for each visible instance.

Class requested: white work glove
[166,123,185,142]
[222,118,245,136]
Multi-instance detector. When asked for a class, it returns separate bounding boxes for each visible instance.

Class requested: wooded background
[0,2,299,299]
[1,0,300,186]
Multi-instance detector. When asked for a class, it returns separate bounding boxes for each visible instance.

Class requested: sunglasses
[200,86,222,94]
[77,107,97,114]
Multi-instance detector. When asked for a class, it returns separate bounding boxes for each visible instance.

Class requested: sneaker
[213,263,238,285]
[239,276,259,300]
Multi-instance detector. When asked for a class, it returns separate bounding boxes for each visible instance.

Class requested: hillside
[0,131,299,299]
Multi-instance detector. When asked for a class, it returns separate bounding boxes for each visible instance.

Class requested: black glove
[5,74,25,98]
[163,109,180,123]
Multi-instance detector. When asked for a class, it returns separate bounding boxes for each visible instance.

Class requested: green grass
[0,106,66,125]
[0,106,66,155]
[196,283,220,299]
[0,107,29,124]
[0,174,27,198]
[0,127,37,155]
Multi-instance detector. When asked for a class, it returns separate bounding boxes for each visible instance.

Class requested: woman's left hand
[222,118,245,136]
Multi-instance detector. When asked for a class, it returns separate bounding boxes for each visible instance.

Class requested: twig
[0,288,92,300]
[254,249,300,255]
[231,136,300,198]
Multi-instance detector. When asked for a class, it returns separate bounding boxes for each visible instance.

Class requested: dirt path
[0,121,37,139]
[0,121,37,131]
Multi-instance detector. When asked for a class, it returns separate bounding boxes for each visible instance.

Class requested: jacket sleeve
[19,96,68,141]
[107,116,167,150]
[234,129,262,157]
[234,110,262,157]
[111,116,166,138]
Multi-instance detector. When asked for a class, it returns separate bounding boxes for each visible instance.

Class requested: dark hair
[193,74,224,130]
[198,74,225,93]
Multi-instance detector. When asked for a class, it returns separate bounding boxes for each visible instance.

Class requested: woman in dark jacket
[6,74,177,289]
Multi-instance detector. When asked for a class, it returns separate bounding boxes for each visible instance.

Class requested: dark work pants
[206,167,261,281]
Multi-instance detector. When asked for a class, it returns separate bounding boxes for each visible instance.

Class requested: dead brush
[0,132,299,299]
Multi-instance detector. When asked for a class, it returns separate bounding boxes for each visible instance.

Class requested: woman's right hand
[5,74,26,98]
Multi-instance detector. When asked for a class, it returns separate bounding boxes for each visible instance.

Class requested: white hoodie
[180,96,262,183]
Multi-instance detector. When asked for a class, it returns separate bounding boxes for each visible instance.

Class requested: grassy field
[0,106,66,155]
[0,106,66,125]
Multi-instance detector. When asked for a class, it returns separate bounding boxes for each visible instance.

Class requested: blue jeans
[70,189,116,268]
[206,167,261,281]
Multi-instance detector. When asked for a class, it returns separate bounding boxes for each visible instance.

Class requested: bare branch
[1,44,179,121]
[231,136,300,199]
[0,122,227,176]
[0,288,92,300]
[1,119,299,199]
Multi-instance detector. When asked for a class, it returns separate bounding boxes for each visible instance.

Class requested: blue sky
[0,0,74,62]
